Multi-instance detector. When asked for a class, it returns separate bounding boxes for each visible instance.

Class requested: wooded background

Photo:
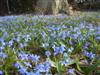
[0,0,100,16]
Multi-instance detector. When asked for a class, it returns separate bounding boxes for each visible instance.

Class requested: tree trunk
[6,0,11,14]
[35,0,71,15]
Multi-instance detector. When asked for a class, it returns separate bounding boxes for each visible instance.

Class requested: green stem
[5,69,8,75]
[57,62,62,75]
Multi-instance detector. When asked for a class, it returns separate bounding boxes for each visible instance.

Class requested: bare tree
[6,0,11,14]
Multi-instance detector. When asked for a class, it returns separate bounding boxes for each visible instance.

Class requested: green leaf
[82,59,100,75]
[48,58,56,68]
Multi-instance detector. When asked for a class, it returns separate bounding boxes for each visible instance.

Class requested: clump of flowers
[0,13,100,75]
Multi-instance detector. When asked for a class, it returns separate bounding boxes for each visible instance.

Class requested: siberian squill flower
[84,51,95,59]
[13,62,20,69]
[0,52,8,59]
[66,68,75,74]
[45,51,51,57]
[0,46,4,51]
[53,44,65,55]
[18,51,28,61]
[35,61,51,73]
[0,70,3,75]
[24,62,32,67]
[18,67,27,75]
[28,54,40,63]
[61,58,71,66]
[8,40,13,47]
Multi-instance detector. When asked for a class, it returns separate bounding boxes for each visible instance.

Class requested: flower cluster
[0,13,100,75]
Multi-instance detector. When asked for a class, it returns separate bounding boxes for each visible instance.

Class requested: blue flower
[84,51,95,59]
[18,67,27,75]
[38,64,46,72]
[69,41,74,45]
[66,68,75,74]
[72,34,79,39]
[53,47,60,55]
[0,46,4,51]
[50,33,56,38]
[59,32,66,39]
[83,42,90,49]
[0,70,3,75]
[0,52,8,59]
[62,25,67,28]
[45,51,51,57]
[18,51,28,61]
[65,31,70,38]
[24,34,31,42]
[0,40,6,46]
[16,35,21,42]
[28,55,40,63]
[8,40,13,47]
[35,61,51,73]
[26,71,41,75]
[61,58,71,66]
[54,27,60,31]
[41,31,46,38]
[19,43,24,48]
[13,62,20,69]
[53,44,65,55]
[95,36,100,40]
[24,62,32,67]
[2,31,8,38]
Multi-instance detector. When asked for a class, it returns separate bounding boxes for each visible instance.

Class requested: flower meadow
[0,14,100,75]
